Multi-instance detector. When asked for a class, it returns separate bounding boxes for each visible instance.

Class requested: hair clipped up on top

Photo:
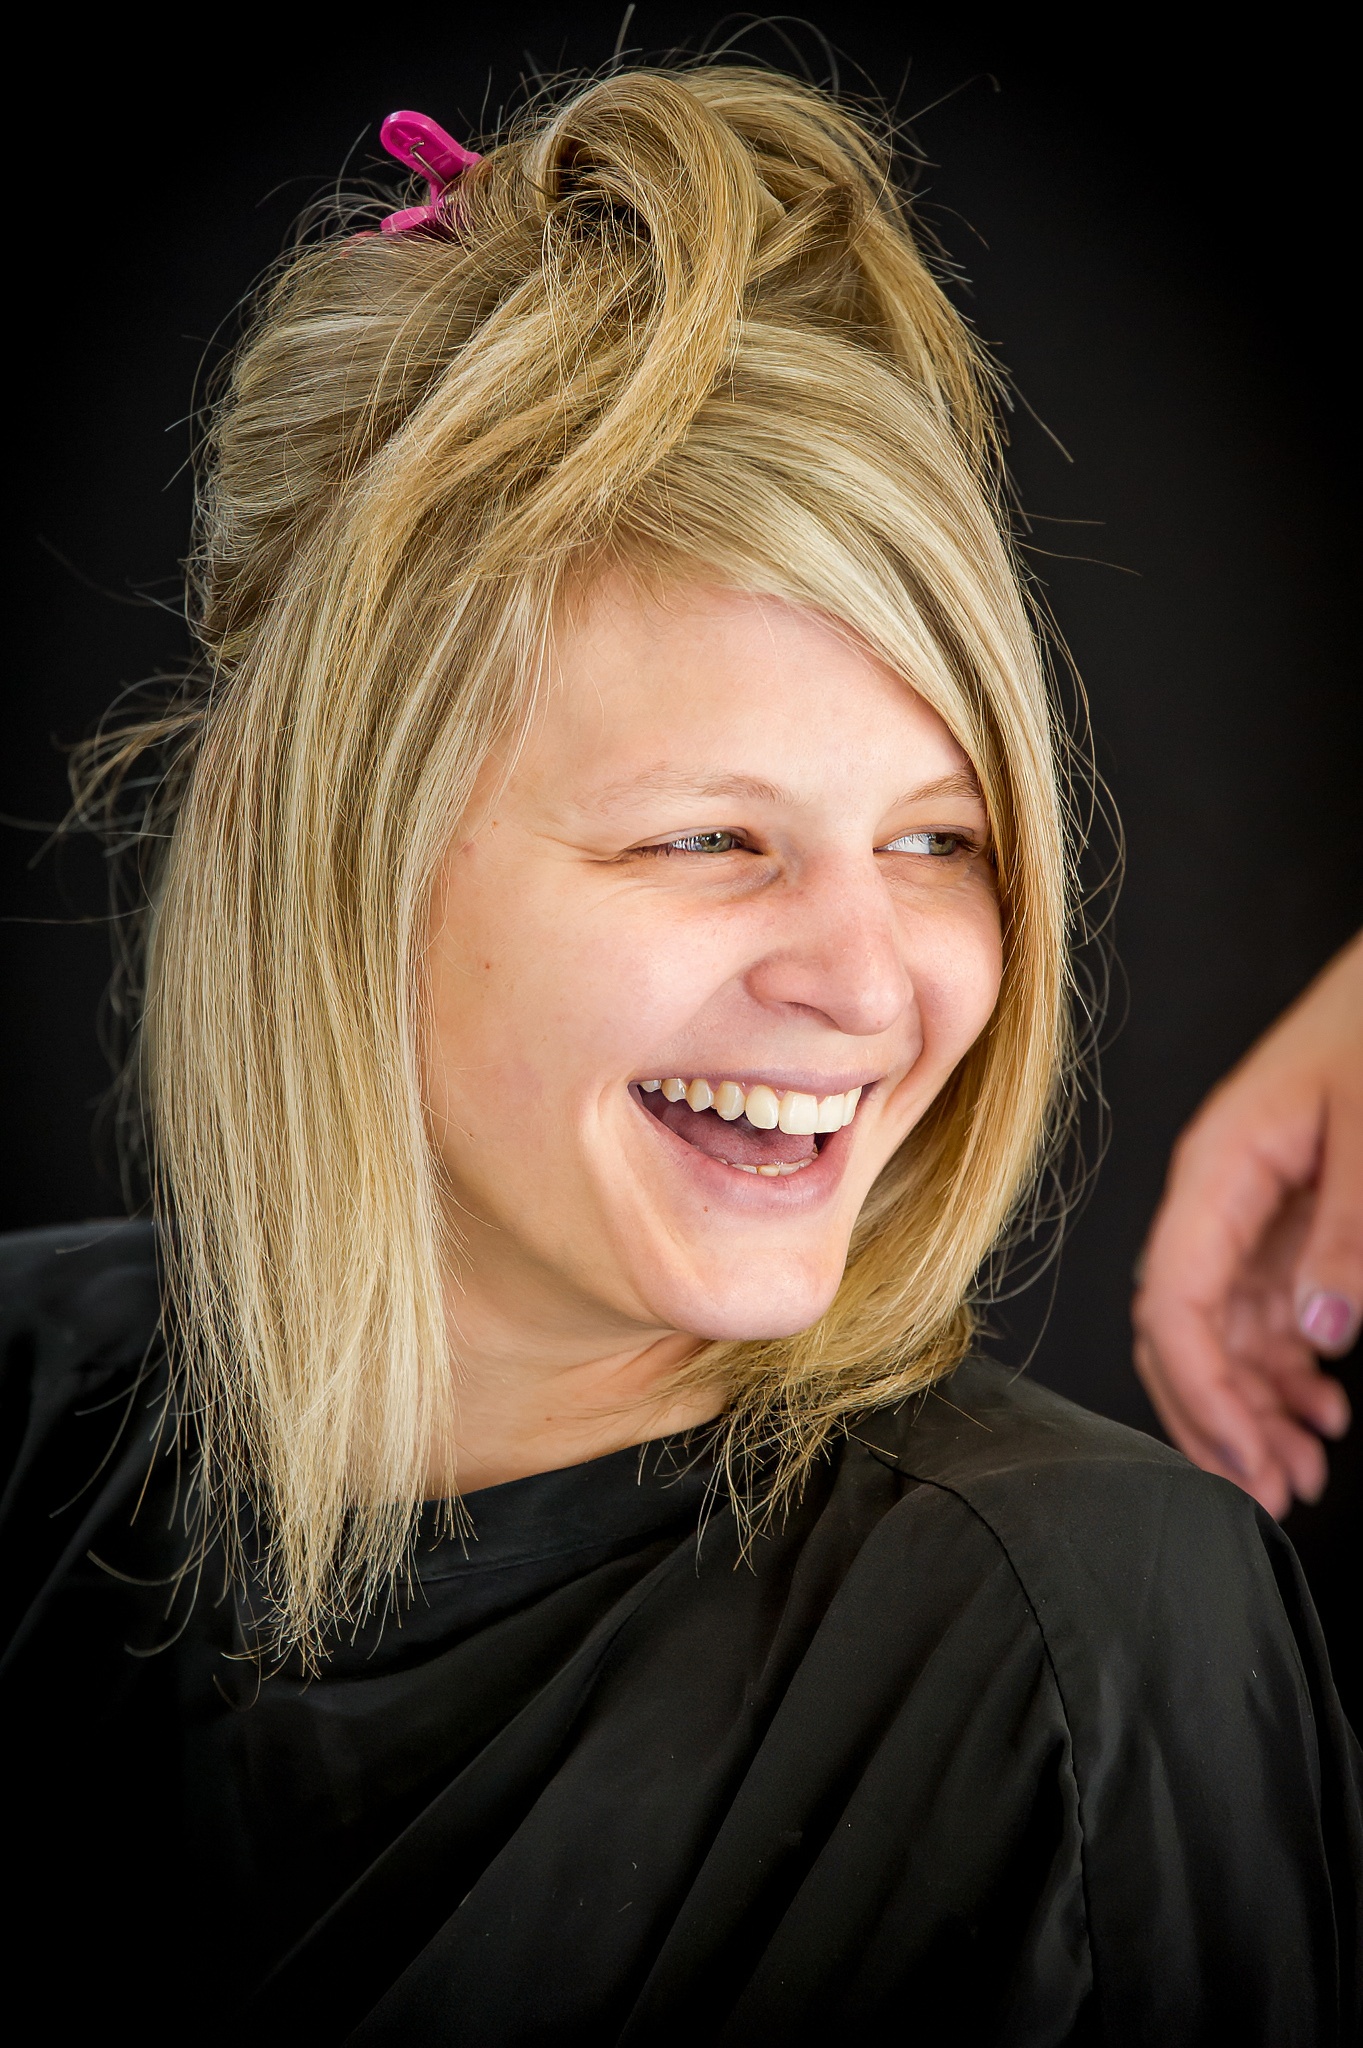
[103,65,1072,1660]
[200,69,994,654]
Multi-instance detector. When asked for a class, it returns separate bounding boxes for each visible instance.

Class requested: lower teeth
[723,1158,814,1176]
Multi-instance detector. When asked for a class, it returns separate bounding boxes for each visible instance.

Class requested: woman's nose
[742,856,913,1039]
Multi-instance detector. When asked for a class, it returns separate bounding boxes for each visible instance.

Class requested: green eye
[881,831,966,856]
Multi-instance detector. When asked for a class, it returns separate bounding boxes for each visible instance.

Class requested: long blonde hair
[86,64,1077,1657]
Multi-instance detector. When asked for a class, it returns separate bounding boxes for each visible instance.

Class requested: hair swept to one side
[76,59,1079,1663]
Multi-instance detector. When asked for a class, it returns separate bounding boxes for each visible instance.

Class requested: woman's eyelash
[633,829,982,859]
[879,830,977,856]
[637,830,746,856]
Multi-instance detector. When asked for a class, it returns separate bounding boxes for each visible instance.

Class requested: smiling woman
[419,583,1008,1490]
[131,67,1068,1641]
[3,59,1359,2048]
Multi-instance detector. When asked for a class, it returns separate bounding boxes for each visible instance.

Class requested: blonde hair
[88,64,1076,1657]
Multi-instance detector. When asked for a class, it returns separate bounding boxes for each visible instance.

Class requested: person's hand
[1133,932,1363,1517]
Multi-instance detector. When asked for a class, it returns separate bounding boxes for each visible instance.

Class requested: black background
[5,9,1360,1710]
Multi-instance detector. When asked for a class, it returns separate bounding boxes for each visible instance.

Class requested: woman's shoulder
[1,1220,180,1692]
[849,1358,1318,1729]
[852,1359,1340,1783]
[857,1353,1243,1557]
[848,1367,1362,2034]
[1,1216,159,1353]
[1,1218,162,1494]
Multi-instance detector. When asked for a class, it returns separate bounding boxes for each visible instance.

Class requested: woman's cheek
[561,892,745,1058]
[434,875,710,1132]
[909,889,1004,1075]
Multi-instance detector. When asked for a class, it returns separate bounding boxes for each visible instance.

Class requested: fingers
[1135,1286,1349,1512]
[1132,1303,1272,1486]
[1273,1354,1352,1438]
[1133,1319,1336,1517]
[1133,1106,1296,1481]
[1134,933,1363,1513]
[1295,1088,1363,1359]
[1134,1279,1349,1510]
[1222,1310,1354,1437]
[1135,1330,1293,1516]
[1260,1411,1329,1506]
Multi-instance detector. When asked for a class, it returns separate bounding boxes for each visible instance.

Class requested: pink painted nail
[1298,1290,1359,1353]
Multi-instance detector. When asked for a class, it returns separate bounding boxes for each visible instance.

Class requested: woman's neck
[422,1277,721,1495]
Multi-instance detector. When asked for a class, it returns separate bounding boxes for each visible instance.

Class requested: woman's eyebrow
[591,769,798,810]
[893,770,984,806]
[587,766,984,813]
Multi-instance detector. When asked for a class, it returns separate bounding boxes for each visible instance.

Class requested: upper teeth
[640,1077,863,1131]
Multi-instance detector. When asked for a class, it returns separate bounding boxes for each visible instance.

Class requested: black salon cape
[2,1223,1360,2044]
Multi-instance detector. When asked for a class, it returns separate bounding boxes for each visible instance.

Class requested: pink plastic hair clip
[378,110,482,237]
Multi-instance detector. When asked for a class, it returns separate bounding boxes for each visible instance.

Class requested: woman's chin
[632,1257,846,1346]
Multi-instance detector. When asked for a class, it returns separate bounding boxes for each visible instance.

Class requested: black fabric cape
[3,1220,1360,2045]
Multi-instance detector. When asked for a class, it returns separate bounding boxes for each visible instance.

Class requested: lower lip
[628,1086,866,1213]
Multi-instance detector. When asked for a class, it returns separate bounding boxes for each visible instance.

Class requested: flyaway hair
[81,64,1076,1660]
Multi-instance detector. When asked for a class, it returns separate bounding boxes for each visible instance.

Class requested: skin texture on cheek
[422,580,1002,1403]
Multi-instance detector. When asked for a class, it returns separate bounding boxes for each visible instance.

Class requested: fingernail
[1298,1291,1359,1353]
[1322,1393,1352,1440]
[1216,1442,1251,1480]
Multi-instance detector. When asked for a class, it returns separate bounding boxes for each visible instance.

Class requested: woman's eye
[645,830,744,856]
[880,831,970,857]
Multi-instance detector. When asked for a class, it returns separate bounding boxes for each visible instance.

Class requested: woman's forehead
[539,581,978,781]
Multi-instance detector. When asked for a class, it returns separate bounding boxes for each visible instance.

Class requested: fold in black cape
[3,1222,1360,2044]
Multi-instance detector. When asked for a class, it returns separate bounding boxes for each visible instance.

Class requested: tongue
[644,1095,817,1166]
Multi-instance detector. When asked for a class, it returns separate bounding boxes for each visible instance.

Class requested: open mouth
[634,1075,863,1177]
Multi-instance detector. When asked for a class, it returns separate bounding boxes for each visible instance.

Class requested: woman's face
[424,578,1002,1355]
